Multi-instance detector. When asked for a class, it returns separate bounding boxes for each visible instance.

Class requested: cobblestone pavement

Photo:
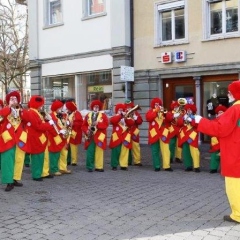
[0,144,240,240]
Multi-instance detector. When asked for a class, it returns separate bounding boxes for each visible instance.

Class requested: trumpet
[175,98,187,115]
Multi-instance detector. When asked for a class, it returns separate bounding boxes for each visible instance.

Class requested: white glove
[208,113,211,118]
[59,129,67,135]
[173,113,180,118]
[66,120,70,126]
[187,117,192,122]
[48,119,54,126]
[183,114,188,121]
[194,115,202,123]
[133,114,138,120]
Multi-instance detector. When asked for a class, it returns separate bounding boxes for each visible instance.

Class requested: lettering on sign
[120,66,134,82]
[88,86,104,92]
[174,51,186,62]
[161,52,172,64]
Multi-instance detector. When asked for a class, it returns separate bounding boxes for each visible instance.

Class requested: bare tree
[0,0,28,97]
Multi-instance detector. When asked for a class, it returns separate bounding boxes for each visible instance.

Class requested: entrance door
[163,78,195,110]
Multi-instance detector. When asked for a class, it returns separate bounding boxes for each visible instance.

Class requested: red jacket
[145,109,170,144]
[128,111,143,143]
[68,110,83,145]
[197,100,240,177]
[47,112,67,153]
[27,108,53,154]
[109,114,135,149]
[82,111,109,150]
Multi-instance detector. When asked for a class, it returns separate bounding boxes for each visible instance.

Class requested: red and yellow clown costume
[165,101,183,163]
[178,103,200,172]
[145,97,172,171]
[82,100,109,172]
[125,100,143,166]
[197,81,240,223]
[208,105,227,173]
[48,100,71,175]
[109,103,135,170]
[27,96,53,181]
[65,101,83,166]
[0,91,31,191]
[109,103,134,170]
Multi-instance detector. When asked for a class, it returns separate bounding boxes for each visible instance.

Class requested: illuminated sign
[161,52,172,63]
[88,86,104,92]
[174,51,186,62]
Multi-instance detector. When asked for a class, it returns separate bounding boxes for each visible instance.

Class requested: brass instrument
[63,113,74,139]
[176,98,187,114]
[86,112,98,141]
[44,111,60,135]
[125,105,141,118]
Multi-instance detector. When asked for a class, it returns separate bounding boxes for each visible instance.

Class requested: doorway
[162,78,195,110]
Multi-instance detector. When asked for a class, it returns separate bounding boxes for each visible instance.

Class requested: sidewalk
[0,144,239,240]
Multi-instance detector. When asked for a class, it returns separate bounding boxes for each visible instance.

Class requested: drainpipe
[130,0,134,101]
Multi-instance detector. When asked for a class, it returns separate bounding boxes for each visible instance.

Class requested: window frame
[154,0,188,47]
[203,0,240,40]
[82,0,107,20]
[44,0,64,28]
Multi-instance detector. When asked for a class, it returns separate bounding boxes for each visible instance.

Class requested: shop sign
[174,51,186,62]
[161,52,172,63]
[88,86,104,92]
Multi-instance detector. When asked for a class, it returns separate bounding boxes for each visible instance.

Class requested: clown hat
[90,100,103,110]
[150,98,162,109]
[66,101,77,112]
[51,100,64,111]
[115,103,126,114]
[29,96,45,109]
[6,91,20,104]
[215,105,227,114]
[228,80,240,100]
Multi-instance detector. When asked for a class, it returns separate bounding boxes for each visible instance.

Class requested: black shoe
[71,163,77,166]
[88,169,93,172]
[5,184,14,192]
[185,167,193,171]
[112,167,117,171]
[13,180,23,187]
[164,168,173,172]
[120,167,128,171]
[42,175,54,179]
[33,178,43,181]
[223,215,240,224]
[25,164,30,167]
[128,163,132,166]
[95,169,104,172]
[175,158,182,163]
[134,163,143,166]
[194,168,201,173]
[210,169,217,174]
[154,168,161,172]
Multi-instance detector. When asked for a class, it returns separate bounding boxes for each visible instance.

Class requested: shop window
[204,0,239,40]
[155,0,188,46]
[45,0,63,26]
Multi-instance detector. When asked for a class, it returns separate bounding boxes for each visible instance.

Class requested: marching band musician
[27,95,56,181]
[82,100,109,172]
[165,100,184,163]
[0,91,29,191]
[124,99,143,166]
[145,97,173,172]
[178,103,200,172]
[48,100,71,176]
[65,100,83,166]
[109,103,135,170]
[208,105,227,173]
[0,99,4,170]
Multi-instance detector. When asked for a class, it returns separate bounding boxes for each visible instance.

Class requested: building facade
[28,0,132,112]
[133,0,240,143]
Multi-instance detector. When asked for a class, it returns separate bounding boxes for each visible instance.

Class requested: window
[45,0,63,26]
[83,0,106,19]
[155,1,188,46]
[205,0,239,39]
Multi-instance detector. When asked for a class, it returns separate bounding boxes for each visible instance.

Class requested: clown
[195,80,240,223]
[145,97,173,172]
[82,100,109,172]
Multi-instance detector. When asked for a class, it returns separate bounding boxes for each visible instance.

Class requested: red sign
[161,52,172,63]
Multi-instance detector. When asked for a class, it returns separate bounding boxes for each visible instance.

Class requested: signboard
[120,66,134,82]
[161,52,172,63]
[88,86,104,92]
[174,51,186,62]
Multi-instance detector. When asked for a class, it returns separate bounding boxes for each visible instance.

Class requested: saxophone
[86,112,98,141]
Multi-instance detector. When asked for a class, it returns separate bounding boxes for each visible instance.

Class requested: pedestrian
[195,80,240,223]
